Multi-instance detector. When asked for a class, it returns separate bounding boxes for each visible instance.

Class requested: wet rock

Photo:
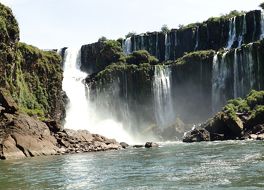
[133,145,144,148]
[145,142,159,148]
[183,128,210,143]
[120,142,129,149]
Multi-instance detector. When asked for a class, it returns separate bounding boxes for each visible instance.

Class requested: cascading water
[260,12,264,39]
[155,33,159,58]
[62,48,135,143]
[237,15,247,47]
[227,17,236,49]
[233,49,239,98]
[153,65,174,127]
[212,52,228,113]
[123,37,132,55]
[194,26,199,50]
[165,33,170,61]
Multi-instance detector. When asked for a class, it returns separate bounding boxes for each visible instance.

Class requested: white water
[237,15,247,47]
[195,26,199,50]
[233,49,239,98]
[153,65,174,127]
[62,48,136,144]
[155,33,159,58]
[227,17,236,49]
[212,52,228,113]
[123,37,132,55]
[261,12,264,39]
[165,33,170,61]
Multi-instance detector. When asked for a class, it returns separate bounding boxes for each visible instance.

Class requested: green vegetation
[259,2,264,10]
[6,42,63,119]
[178,10,245,31]
[126,50,158,65]
[125,32,137,38]
[94,50,157,83]
[98,36,107,42]
[224,90,264,121]
[0,3,19,44]
[207,10,245,22]
[161,24,170,34]
[170,50,215,65]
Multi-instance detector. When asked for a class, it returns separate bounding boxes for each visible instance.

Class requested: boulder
[145,142,159,148]
[183,128,210,143]
[225,116,244,137]
[120,142,129,149]
[133,145,144,148]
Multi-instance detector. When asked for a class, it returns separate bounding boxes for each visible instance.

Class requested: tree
[98,36,107,42]
[125,32,136,38]
[259,2,264,9]
[161,24,170,34]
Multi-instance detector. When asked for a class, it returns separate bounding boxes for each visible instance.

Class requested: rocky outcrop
[183,90,264,142]
[0,90,121,160]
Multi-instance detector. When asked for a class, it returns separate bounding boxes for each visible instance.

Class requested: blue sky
[1,0,263,49]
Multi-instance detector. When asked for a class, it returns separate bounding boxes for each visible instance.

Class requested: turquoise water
[0,140,264,190]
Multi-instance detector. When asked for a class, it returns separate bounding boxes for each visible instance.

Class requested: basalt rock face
[122,10,263,61]
[80,40,125,74]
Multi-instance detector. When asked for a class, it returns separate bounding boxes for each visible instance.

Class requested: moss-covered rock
[183,90,264,142]
[80,40,125,74]
[0,3,64,122]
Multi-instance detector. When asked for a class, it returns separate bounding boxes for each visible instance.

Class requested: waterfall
[194,26,199,50]
[62,48,135,143]
[140,35,144,49]
[165,33,170,61]
[212,52,228,113]
[123,37,132,55]
[153,65,174,127]
[238,15,247,47]
[227,17,236,49]
[155,33,159,58]
[261,12,264,39]
[233,49,239,98]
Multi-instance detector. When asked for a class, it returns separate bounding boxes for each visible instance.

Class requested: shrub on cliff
[223,90,264,122]
[126,50,158,65]
[125,32,136,38]
[171,50,215,65]
[259,2,264,10]
[161,24,170,34]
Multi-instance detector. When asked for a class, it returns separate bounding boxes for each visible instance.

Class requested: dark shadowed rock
[45,120,63,133]
[183,128,210,143]
[133,145,144,148]
[120,142,129,149]
[145,142,159,148]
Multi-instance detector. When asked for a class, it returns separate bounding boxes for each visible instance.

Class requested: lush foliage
[161,24,170,34]
[126,50,158,65]
[259,2,264,10]
[170,50,215,65]
[224,90,264,121]
[125,32,137,38]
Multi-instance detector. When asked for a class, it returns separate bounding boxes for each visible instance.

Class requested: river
[0,140,264,189]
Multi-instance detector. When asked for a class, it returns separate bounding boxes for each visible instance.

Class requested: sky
[1,0,263,49]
